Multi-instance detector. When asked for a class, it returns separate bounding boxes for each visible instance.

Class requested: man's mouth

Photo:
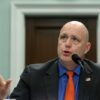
[63,50,71,56]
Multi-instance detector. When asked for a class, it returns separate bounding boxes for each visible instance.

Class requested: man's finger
[5,79,12,89]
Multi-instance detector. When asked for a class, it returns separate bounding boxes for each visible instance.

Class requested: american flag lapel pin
[85,77,91,82]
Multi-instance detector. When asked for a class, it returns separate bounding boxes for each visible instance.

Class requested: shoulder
[19,58,58,85]
[27,58,58,72]
[84,59,100,68]
[84,59,100,74]
[21,58,58,77]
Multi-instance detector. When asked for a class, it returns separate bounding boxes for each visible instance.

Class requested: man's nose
[65,38,72,47]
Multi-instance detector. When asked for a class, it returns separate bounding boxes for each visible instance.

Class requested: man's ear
[84,42,91,54]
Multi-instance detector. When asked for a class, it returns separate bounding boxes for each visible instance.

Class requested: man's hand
[0,75,12,100]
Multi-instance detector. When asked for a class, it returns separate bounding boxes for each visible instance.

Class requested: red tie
[64,71,75,100]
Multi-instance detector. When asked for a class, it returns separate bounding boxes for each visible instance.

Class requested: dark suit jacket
[10,58,100,100]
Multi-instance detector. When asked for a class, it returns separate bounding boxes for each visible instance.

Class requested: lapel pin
[85,77,91,82]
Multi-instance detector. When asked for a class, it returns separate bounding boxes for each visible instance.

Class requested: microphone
[72,54,92,74]
[72,54,84,70]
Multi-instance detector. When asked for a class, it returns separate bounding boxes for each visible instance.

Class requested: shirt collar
[58,60,81,77]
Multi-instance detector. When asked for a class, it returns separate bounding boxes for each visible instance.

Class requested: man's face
[57,23,91,64]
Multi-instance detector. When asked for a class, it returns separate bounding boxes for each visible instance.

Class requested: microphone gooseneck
[72,54,84,70]
[72,54,92,74]
[72,54,82,64]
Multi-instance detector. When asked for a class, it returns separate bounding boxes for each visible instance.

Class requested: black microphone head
[72,54,82,64]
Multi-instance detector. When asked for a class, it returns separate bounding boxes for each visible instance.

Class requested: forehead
[60,22,87,38]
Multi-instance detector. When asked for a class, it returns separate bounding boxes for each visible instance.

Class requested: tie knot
[67,71,74,77]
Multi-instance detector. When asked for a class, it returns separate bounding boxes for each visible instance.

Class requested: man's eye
[60,35,66,39]
[72,37,80,42]
[59,34,68,39]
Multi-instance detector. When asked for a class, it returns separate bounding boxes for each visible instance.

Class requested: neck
[60,60,77,70]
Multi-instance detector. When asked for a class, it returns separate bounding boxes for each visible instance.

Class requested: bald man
[0,21,100,100]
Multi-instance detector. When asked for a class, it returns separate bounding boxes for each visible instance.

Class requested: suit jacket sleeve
[10,65,32,100]
[9,62,49,100]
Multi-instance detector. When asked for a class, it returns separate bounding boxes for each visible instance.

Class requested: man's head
[57,21,91,68]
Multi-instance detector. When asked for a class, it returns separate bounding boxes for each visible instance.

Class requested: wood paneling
[25,16,97,65]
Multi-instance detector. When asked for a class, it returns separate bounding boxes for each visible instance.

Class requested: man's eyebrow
[60,33,68,35]
[71,34,80,38]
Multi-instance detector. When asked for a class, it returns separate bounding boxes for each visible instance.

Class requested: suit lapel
[44,62,58,100]
[78,68,94,100]
[41,59,95,100]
